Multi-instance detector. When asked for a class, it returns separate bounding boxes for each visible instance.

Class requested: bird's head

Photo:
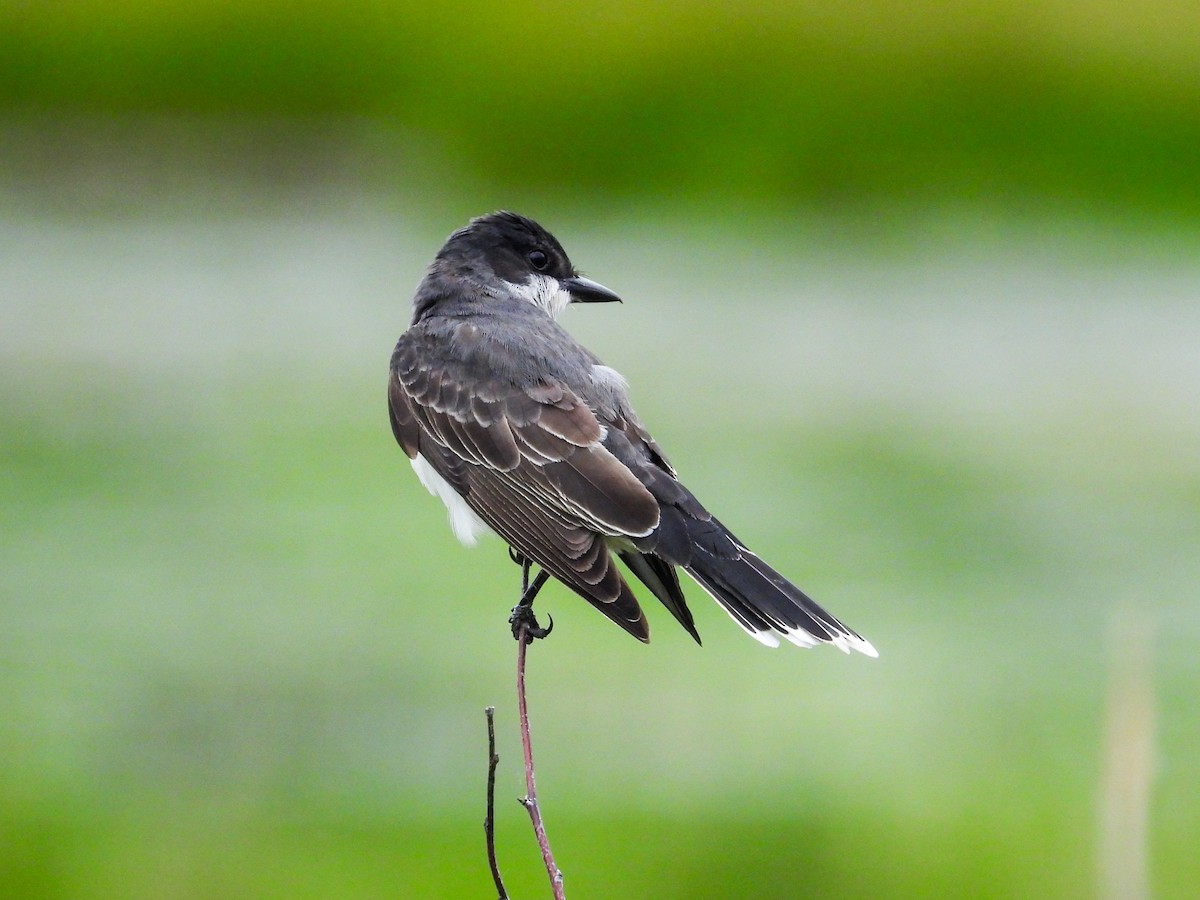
[433,211,621,318]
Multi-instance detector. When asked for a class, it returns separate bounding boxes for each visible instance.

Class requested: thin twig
[517,620,565,900]
[484,706,508,899]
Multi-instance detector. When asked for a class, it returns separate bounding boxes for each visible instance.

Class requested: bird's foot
[509,604,553,643]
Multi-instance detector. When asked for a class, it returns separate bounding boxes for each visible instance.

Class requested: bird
[388,211,876,656]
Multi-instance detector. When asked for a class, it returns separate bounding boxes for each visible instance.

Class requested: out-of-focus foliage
[2,211,1198,897]
[3,0,1200,217]
[2,3,1198,897]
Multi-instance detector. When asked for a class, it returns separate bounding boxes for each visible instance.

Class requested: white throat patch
[506,274,574,318]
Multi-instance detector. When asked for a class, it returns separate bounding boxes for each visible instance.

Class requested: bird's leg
[509,552,553,643]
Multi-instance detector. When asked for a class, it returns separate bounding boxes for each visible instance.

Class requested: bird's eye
[528,249,549,271]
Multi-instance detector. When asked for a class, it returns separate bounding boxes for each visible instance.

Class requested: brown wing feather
[388,325,657,640]
[466,466,649,640]
[388,374,420,459]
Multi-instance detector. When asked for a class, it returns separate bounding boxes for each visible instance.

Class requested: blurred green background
[2,2,1198,897]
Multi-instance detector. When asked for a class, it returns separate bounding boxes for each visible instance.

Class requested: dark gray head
[415,211,621,322]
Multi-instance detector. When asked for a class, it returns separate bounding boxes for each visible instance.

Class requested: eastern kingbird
[388,211,876,656]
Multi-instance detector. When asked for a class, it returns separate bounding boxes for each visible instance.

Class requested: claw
[506,555,553,642]
[509,605,553,643]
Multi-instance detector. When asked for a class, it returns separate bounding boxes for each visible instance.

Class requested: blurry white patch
[592,364,628,392]
[507,274,573,318]
[411,455,491,545]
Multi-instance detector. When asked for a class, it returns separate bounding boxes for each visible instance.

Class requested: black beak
[563,275,622,304]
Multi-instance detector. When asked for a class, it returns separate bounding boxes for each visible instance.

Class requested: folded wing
[389,324,659,641]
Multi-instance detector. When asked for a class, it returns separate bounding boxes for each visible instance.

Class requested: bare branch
[516,621,566,899]
[484,706,508,899]
[483,555,565,897]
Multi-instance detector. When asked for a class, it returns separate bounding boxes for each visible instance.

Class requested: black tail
[620,458,875,653]
[682,529,876,654]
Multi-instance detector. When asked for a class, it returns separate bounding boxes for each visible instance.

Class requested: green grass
[2,207,1198,896]
[1,372,1195,897]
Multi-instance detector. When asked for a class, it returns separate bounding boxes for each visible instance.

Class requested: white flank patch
[410,455,492,546]
[507,274,574,318]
